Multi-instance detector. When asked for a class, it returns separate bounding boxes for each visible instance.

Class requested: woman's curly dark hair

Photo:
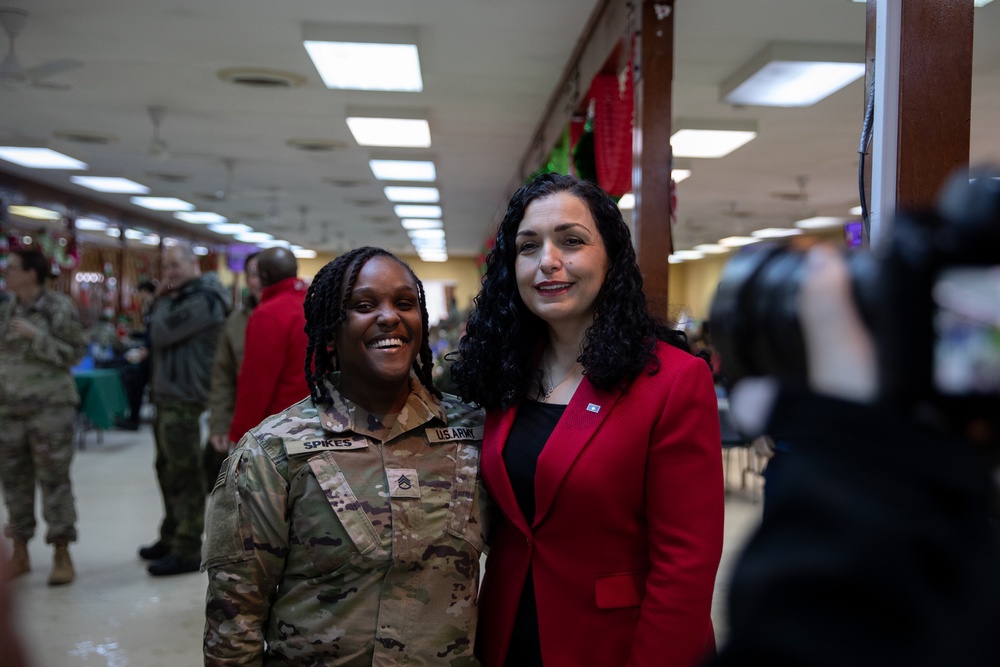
[303,246,440,407]
[450,173,693,410]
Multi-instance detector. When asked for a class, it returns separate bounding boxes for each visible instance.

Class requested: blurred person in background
[139,243,230,577]
[0,249,86,586]
[204,252,261,489]
[203,247,487,664]
[225,246,309,448]
[118,279,157,430]
[451,173,724,667]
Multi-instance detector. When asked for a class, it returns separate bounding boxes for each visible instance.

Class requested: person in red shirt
[227,247,309,445]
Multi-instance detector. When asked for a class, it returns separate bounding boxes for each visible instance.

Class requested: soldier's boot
[48,543,74,586]
[8,539,30,579]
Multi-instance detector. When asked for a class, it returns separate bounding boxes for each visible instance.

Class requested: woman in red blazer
[452,173,724,667]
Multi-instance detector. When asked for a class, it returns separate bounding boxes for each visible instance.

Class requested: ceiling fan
[0,8,81,91]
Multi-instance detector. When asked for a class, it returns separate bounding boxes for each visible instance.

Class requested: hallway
[3,423,763,666]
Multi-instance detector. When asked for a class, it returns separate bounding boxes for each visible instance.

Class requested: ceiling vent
[217,68,306,89]
[53,130,117,145]
[324,177,365,188]
[145,171,190,183]
[286,138,346,152]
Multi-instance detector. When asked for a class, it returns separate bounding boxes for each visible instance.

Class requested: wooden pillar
[866,0,974,244]
[632,0,675,320]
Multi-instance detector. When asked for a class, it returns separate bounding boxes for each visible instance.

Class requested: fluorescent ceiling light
[124,229,144,240]
[693,244,731,254]
[400,218,443,230]
[795,216,846,230]
[140,234,161,246]
[70,176,149,194]
[175,211,228,224]
[131,196,195,211]
[407,228,445,240]
[721,42,865,107]
[0,146,88,170]
[255,239,291,248]
[7,205,61,220]
[411,238,446,249]
[672,250,705,261]
[209,223,254,235]
[75,217,109,231]
[193,245,209,256]
[293,248,318,259]
[347,117,431,148]
[370,159,436,182]
[304,41,422,92]
[106,227,121,238]
[671,119,757,158]
[618,193,635,210]
[235,232,274,243]
[418,252,448,262]
[849,205,863,216]
[751,227,804,238]
[394,204,442,218]
[673,169,692,183]
[384,186,439,203]
[718,236,762,247]
[668,255,685,264]
[162,238,179,247]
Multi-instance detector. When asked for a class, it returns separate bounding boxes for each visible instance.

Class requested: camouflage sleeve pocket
[444,443,486,553]
[202,449,254,569]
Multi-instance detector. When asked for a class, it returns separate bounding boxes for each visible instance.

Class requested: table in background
[73,368,130,448]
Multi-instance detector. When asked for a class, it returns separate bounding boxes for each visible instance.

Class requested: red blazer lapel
[483,406,532,536]
[532,379,620,527]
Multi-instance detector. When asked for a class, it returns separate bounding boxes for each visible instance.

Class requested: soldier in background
[139,243,230,577]
[203,247,487,664]
[204,252,261,490]
[0,249,86,586]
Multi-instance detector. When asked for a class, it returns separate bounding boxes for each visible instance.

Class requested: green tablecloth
[73,369,130,430]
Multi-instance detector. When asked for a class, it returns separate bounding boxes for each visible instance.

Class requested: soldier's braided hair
[303,246,441,407]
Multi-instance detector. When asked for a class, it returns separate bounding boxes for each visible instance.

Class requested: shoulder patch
[425,426,484,444]
[286,435,369,456]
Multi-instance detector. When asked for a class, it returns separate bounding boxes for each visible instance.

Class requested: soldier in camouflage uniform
[0,249,86,586]
[203,247,487,666]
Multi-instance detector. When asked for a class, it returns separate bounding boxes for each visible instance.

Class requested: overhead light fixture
[140,234,161,246]
[693,244,731,254]
[293,248,318,259]
[618,193,635,210]
[124,229,145,240]
[209,223,254,235]
[400,218,443,230]
[672,169,692,183]
[384,186,440,203]
[671,250,705,261]
[721,42,865,107]
[418,252,448,262]
[394,204,442,218]
[849,205,863,216]
[407,229,445,240]
[370,159,436,182]
[70,176,149,194]
[795,216,846,230]
[751,227,804,238]
[303,23,422,92]
[175,211,228,224]
[718,236,762,247]
[671,119,757,158]
[347,110,431,148]
[193,245,210,256]
[235,232,275,243]
[852,0,992,5]
[255,239,291,249]
[0,146,88,170]
[131,196,195,212]
[106,227,122,238]
[75,217,109,231]
[7,205,61,220]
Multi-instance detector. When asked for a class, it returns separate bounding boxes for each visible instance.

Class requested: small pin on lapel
[586,403,601,413]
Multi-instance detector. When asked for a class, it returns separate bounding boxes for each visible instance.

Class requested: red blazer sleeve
[229,309,286,443]
[629,355,724,667]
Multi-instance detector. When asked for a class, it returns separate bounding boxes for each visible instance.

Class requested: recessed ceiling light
[718,236,762,247]
[671,250,705,261]
[751,227,804,238]
[124,229,144,240]
[106,227,121,238]
[0,147,88,170]
[693,244,731,254]
[235,232,274,243]
[347,117,431,148]
[400,218,443,230]
[394,204,441,218]
[140,234,161,246]
[795,216,845,229]
[418,252,448,262]
[8,205,61,220]
[384,186,439,203]
[671,128,757,158]
[304,40,422,92]
[193,245,210,256]
[618,193,635,210]
[407,228,445,240]
[369,159,436,182]
[175,211,228,224]
[849,205,863,216]
[70,176,150,194]
[131,196,195,211]
[293,248,318,259]
[75,217,109,231]
[209,223,254,235]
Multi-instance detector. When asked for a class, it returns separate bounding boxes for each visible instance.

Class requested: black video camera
[709,166,1000,447]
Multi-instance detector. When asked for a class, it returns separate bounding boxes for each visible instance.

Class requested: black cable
[858,77,877,245]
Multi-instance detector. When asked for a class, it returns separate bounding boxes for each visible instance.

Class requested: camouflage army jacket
[203,375,487,666]
[0,288,86,409]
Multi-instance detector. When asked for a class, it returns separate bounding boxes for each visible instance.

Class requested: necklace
[540,361,579,402]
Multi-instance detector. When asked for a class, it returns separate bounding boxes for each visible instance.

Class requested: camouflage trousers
[0,404,78,544]
[153,402,206,560]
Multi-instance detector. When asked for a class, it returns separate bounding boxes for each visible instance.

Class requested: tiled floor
[2,422,764,666]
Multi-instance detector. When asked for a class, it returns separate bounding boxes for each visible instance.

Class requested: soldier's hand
[9,318,42,340]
